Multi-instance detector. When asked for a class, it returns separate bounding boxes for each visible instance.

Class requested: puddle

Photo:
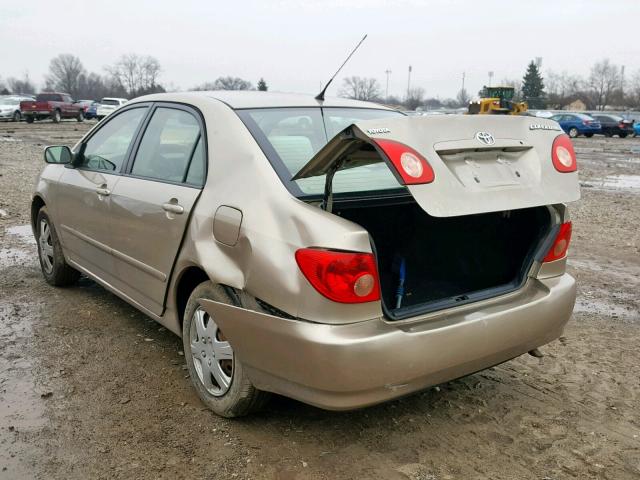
[0,247,33,269]
[7,224,36,244]
[574,297,639,321]
[0,302,47,479]
[0,136,21,142]
[568,258,640,284]
[2,225,37,269]
[581,174,640,193]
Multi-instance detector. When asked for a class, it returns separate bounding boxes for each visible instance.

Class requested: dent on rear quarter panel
[162,95,383,325]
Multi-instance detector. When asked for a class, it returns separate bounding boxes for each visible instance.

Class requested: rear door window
[80,107,147,172]
[130,107,202,184]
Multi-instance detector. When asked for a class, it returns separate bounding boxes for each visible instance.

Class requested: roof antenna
[315,34,368,101]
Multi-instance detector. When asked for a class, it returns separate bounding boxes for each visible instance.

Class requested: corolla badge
[475,131,495,145]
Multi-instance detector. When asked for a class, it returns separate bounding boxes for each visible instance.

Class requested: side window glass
[80,108,146,172]
[185,137,205,186]
[131,107,201,183]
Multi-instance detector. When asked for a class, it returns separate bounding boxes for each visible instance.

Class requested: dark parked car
[550,113,601,138]
[588,114,634,138]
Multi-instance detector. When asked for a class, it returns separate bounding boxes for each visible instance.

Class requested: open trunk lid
[293,115,580,217]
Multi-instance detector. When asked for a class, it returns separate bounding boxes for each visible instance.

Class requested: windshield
[237,107,404,197]
[101,99,120,106]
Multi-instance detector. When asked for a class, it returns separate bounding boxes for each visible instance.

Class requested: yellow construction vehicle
[468,86,528,115]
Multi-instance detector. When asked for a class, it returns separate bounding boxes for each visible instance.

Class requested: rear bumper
[21,111,51,116]
[202,274,576,410]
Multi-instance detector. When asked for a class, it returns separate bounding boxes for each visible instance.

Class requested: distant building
[563,99,587,111]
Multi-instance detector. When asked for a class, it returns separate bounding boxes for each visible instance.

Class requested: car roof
[132,90,393,110]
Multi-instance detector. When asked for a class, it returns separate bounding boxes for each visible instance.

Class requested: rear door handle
[162,202,184,215]
[96,186,110,196]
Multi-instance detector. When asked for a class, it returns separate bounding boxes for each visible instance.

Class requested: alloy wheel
[189,307,234,396]
[38,219,54,274]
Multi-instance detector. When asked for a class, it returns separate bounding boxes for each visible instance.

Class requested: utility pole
[385,69,392,99]
[621,65,625,97]
[407,65,412,98]
[488,71,494,87]
[462,71,465,92]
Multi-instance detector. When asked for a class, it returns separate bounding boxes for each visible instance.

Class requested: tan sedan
[32,91,579,417]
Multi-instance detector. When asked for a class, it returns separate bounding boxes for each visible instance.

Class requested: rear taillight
[551,134,577,173]
[295,248,380,303]
[372,139,435,185]
[619,122,626,129]
[543,222,572,263]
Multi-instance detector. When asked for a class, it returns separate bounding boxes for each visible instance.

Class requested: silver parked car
[0,95,34,121]
[32,91,579,417]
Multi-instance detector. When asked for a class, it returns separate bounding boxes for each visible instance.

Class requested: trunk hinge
[321,160,343,213]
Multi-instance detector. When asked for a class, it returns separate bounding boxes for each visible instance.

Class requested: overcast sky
[2,0,639,99]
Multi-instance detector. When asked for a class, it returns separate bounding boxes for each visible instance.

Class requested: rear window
[101,99,120,106]
[237,107,403,197]
[36,94,62,102]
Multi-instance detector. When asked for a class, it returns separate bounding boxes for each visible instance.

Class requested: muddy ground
[0,120,638,480]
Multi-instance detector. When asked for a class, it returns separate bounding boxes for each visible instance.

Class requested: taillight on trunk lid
[295,248,380,303]
[543,222,572,262]
[372,139,435,185]
[551,134,577,173]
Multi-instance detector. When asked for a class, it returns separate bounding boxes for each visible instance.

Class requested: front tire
[36,207,80,286]
[12,111,21,122]
[183,281,269,417]
[77,110,84,122]
[619,132,628,138]
[52,109,61,123]
[568,127,579,138]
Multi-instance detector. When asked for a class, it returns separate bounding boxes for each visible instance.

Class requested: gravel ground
[0,120,639,480]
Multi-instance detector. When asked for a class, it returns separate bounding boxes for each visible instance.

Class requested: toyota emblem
[475,132,495,145]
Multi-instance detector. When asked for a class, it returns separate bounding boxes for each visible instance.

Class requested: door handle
[162,202,184,214]
[96,185,110,196]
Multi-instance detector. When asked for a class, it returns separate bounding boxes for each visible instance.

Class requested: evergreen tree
[257,78,268,91]
[521,61,546,109]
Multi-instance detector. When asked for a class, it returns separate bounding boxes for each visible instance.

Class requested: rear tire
[183,281,269,417]
[585,133,593,138]
[12,111,21,122]
[568,127,579,138]
[619,132,628,138]
[52,109,61,123]
[25,116,34,124]
[36,207,81,287]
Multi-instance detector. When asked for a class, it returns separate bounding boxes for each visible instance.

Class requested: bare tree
[628,69,640,108]
[338,76,381,101]
[404,87,425,110]
[212,77,253,90]
[107,54,162,97]
[47,54,85,97]
[456,87,470,107]
[7,74,36,95]
[588,59,620,110]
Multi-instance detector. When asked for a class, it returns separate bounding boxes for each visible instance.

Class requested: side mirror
[44,146,72,164]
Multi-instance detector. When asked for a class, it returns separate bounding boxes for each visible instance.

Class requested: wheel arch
[31,195,46,234]
[174,265,210,329]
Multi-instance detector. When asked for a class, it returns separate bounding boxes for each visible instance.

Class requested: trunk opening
[335,200,553,320]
